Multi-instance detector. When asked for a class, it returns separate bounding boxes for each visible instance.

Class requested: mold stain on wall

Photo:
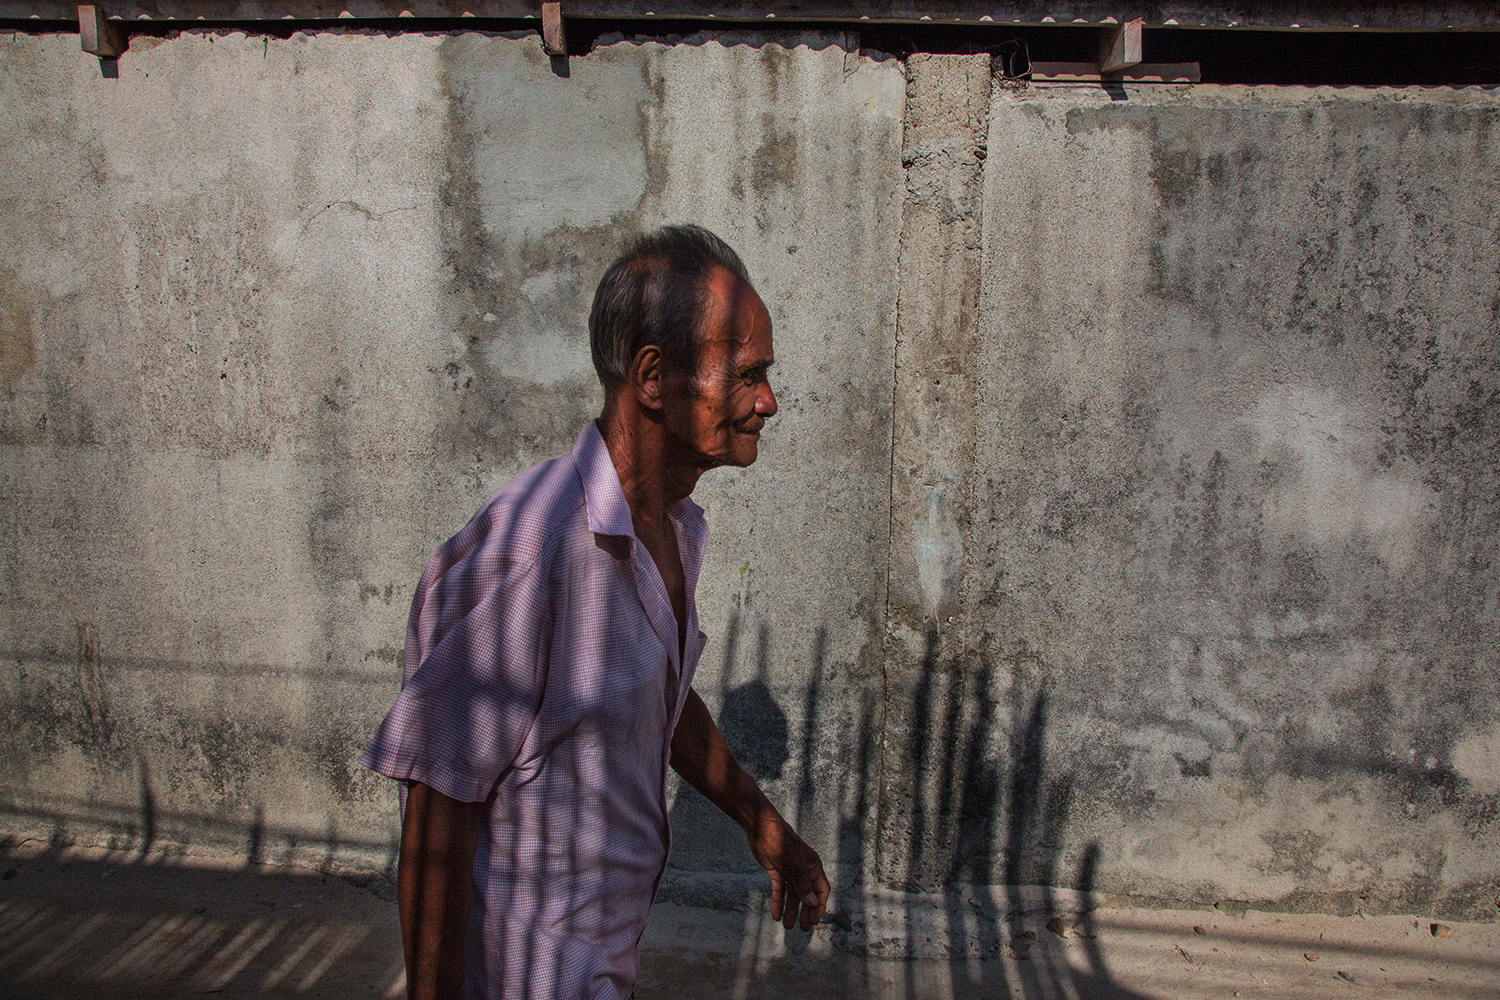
[972,89,1500,915]
[432,34,659,475]
[0,267,36,388]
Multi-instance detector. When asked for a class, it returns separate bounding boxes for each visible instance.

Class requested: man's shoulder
[461,452,589,567]
[413,452,582,594]
[401,450,589,677]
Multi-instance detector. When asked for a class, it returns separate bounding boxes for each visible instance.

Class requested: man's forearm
[399,781,482,1000]
[670,687,830,931]
[669,687,773,832]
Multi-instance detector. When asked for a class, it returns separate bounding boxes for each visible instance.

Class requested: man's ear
[628,344,665,411]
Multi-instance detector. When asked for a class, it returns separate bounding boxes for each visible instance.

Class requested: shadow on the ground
[6,838,1497,1000]
[12,617,1492,999]
[0,844,404,1000]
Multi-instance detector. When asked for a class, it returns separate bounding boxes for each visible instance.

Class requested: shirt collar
[570,420,707,542]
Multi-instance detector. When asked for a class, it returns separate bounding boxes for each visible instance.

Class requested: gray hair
[588,224,750,392]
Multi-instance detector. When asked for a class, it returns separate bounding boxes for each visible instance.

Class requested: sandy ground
[2,842,1495,1000]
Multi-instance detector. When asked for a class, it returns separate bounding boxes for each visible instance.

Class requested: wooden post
[79,5,125,58]
[541,2,567,57]
[1098,17,1143,74]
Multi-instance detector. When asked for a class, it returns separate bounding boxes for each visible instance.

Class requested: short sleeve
[359,559,553,803]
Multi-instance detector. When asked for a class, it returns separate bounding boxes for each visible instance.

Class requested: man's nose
[756,381,777,419]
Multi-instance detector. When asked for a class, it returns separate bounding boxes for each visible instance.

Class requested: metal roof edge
[2,2,1499,31]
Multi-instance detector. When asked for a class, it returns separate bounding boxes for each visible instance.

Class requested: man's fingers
[801,890,824,931]
[756,822,830,932]
[797,878,826,931]
[782,892,799,930]
[785,854,828,931]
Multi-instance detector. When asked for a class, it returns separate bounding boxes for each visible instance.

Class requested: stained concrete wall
[0,29,905,889]
[881,66,1500,931]
[2,26,1498,946]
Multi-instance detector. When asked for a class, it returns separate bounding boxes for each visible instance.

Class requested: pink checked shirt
[361,421,709,1000]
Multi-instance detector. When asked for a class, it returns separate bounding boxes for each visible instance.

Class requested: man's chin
[722,438,760,469]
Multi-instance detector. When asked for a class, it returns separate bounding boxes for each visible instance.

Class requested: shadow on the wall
[10,614,1498,998]
[648,615,1153,1000]
[664,611,791,877]
[881,623,1154,1000]
[665,674,789,873]
[0,790,399,886]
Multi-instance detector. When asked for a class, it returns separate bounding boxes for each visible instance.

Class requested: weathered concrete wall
[881,74,1500,931]
[0,29,905,890]
[1,29,458,867]
[3,25,1499,948]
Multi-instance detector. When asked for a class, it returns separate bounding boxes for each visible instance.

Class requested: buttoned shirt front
[360,421,709,1000]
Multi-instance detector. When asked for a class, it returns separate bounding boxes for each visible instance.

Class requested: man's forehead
[702,267,772,348]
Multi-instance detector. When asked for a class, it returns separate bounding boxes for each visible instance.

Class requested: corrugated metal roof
[3,2,1498,30]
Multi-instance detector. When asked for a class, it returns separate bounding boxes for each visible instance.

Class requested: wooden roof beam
[78,4,125,56]
[1098,16,1141,74]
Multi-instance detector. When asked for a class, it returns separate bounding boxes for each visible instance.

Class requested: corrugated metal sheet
[2,2,1498,30]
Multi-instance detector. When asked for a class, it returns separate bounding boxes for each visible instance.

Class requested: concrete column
[876,53,992,892]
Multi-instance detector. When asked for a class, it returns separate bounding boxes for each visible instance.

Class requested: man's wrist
[740,793,781,839]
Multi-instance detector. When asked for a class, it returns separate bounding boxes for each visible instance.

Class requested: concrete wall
[0,26,906,897]
[3,27,1498,945]
[881,66,1500,937]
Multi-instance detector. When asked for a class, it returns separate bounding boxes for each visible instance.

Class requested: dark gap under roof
[3,14,1498,86]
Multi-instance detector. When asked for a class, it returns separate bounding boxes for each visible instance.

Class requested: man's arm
[670,687,830,931]
[399,781,483,1000]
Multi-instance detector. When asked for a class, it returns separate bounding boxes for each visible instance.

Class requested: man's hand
[748,805,830,931]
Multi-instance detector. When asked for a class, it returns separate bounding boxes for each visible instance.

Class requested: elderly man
[361,225,829,1000]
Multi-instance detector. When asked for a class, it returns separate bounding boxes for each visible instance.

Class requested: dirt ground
[2,841,1495,1000]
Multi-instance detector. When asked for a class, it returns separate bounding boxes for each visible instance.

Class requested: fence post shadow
[879,623,1150,1000]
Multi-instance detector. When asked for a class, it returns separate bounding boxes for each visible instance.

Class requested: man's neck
[597,403,701,530]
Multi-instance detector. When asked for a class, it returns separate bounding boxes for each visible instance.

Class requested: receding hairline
[697,265,772,348]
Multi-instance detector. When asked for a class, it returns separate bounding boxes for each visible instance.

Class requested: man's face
[662,266,777,470]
